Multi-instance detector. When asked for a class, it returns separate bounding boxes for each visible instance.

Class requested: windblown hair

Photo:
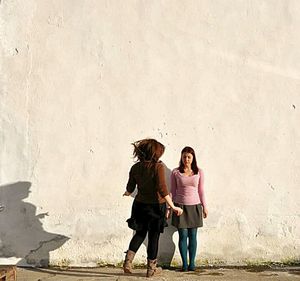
[132,138,165,163]
[179,146,199,174]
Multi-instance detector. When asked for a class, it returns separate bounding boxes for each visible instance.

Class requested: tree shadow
[0,181,69,267]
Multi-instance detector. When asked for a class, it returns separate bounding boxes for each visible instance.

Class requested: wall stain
[268,183,275,190]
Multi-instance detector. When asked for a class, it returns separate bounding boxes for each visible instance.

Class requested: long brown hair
[179,146,199,174]
[132,138,165,163]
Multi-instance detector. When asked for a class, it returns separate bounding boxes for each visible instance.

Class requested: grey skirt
[171,203,203,229]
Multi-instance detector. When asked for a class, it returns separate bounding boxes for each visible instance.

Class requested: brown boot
[123,250,135,274]
[146,259,162,277]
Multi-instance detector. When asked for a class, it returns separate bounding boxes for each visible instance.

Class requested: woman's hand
[163,195,183,216]
[123,191,131,196]
[203,206,208,218]
[173,206,183,216]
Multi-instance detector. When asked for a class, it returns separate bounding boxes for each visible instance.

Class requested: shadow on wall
[158,165,177,267]
[0,181,69,267]
[142,164,177,267]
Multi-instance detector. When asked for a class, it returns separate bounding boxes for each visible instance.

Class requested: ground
[17,266,300,280]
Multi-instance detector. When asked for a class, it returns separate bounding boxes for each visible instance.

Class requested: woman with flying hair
[123,138,183,277]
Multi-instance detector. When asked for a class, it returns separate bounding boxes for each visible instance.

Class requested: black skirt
[126,200,167,233]
[171,203,203,229]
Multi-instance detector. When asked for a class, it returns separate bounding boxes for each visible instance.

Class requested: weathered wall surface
[1,0,299,266]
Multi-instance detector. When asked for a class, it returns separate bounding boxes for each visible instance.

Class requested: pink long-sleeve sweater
[170,168,206,207]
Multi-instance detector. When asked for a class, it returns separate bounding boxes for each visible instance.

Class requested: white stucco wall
[1,0,299,267]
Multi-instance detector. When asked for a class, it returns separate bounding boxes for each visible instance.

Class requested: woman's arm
[123,167,136,196]
[170,170,177,201]
[166,170,178,218]
[156,164,183,216]
[156,163,171,198]
[164,194,183,216]
[198,169,208,218]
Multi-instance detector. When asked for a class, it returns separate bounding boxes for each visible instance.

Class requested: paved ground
[17,266,300,281]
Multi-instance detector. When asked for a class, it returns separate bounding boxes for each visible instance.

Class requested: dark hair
[179,146,199,174]
[132,138,165,163]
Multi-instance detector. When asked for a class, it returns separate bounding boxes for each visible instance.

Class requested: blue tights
[178,228,198,270]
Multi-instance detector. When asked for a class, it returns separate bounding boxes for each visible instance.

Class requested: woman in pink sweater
[169,146,208,271]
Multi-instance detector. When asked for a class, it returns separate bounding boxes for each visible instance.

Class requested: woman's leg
[178,228,188,271]
[187,228,198,270]
[124,227,147,273]
[147,229,160,260]
[128,227,148,253]
[146,229,162,277]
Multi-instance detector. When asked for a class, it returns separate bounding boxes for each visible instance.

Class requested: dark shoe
[123,250,135,274]
[181,267,188,272]
[188,265,196,271]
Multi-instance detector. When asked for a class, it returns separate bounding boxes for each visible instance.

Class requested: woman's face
[182,152,193,167]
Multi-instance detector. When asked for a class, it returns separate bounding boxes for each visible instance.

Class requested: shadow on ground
[20,267,146,278]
